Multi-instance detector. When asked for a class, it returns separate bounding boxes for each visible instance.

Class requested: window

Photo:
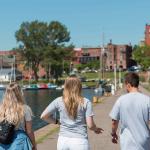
[120,54,123,60]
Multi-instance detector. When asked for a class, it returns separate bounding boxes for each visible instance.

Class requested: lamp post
[118,67,122,88]
[100,47,105,80]
[13,55,16,82]
[118,49,124,89]
[114,63,117,91]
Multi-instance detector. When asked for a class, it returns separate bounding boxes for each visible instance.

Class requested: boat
[82,84,89,89]
[56,87,62,90]
[56,85,64,90]
[0,84,6,90]
[24,84,38,90]
[37,83,48,89]
[47,83,58,89]
[94,85,104,94]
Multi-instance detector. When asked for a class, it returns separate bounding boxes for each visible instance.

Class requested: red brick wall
[145,24,150,46]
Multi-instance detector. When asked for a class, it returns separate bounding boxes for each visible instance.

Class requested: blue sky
[0,0,150,50]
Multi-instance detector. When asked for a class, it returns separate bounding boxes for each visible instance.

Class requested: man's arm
[86,116,104,134]
[111,119,119,144]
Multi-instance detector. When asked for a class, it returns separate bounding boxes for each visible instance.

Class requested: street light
[114,63,117,91]
[99,47,105,80]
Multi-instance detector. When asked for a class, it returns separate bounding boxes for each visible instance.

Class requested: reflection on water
[24,89,62,130]
[0,89,96,131]
[0,91,4,100]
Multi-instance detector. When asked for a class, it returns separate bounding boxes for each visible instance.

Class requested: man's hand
[94,127,104,134]
[111,132,118,144]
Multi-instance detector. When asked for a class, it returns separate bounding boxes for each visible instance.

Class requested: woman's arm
[86,116,103,134]
[40,99,59,124]
[40,111,57,124]
[25,121,37,150]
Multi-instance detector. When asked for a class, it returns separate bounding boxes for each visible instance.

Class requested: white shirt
[110,92,150,150]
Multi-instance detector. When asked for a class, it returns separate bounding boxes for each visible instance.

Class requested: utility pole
[14,55,16,82]
[119,67,121,85]
[101,47,105,79]
[114,63,117,91]
[101,32,105,80]
[62,60,64,74]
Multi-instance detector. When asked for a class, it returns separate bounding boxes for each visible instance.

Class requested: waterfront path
[37,86,150,150]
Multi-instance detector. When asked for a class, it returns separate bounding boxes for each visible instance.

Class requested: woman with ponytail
[41,76,103,150]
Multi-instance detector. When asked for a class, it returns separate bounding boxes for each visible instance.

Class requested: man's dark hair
[124,72,139,87]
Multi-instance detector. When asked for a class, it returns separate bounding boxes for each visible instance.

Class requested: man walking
[110,72,150,150]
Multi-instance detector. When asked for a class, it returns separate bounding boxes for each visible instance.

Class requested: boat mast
[99,32,105,81]
[14,55,16,82]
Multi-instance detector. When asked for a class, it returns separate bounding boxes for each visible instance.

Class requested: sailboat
[94,45,105,95]
[0,55,21,90]
[0,56,6,90]
[0,84,6,90]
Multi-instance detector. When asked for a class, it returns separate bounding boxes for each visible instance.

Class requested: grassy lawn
[36,127,59,144]
[81,71,127,80]
[82,81,97,87]
[142,83,150,92]
[20,71,128,85]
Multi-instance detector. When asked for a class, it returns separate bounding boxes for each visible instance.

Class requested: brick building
[0,50,46,79]
[0,50,16,68]
[73,42,133,70]
[145,24,150,46]
[73,47,101,64]
[106,42,132,70]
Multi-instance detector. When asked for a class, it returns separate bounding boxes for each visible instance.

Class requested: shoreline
[35,124,59,144]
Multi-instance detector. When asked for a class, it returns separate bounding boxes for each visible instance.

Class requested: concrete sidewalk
[37,86,150,150]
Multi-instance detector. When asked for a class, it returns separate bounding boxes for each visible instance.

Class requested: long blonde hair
[0,83,25,126]
[63,76,83,119]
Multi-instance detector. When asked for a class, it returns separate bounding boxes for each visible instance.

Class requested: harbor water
[0,88,97,131]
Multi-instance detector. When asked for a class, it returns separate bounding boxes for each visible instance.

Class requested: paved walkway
[37,86,150,150]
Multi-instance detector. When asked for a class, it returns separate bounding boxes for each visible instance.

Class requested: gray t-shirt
[18,105,32,131]
[110,92,150,150]
[44,97,94,139]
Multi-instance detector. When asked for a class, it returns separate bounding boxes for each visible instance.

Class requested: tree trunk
[32,62,39,82]
[34,71,39,82]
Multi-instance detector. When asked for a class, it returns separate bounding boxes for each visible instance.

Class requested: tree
[15,20,72,81]
[43,44,74,80]
[133,45,150,70]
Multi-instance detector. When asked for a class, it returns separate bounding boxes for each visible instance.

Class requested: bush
[139,76,146,82]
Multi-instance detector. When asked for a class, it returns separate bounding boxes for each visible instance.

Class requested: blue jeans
[0,130,32,150]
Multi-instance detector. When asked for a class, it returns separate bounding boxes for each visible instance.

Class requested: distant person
[41,76,103,150]
[109,73,150,150]
[0,83,36,150]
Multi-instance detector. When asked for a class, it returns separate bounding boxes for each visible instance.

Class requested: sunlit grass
[36,127,59,144]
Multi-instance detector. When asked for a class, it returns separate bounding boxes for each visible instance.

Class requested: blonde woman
[41,76,103,150]
[0,83,36,150]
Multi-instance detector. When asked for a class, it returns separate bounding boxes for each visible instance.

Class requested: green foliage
[76,60,100,71]
[82,72,99,79]
[139,76,146,82]
[63,61,70,75]
[76,63,87,71]
[15,20,73,81]
[133,45,150,70]
[86,60,100,69]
